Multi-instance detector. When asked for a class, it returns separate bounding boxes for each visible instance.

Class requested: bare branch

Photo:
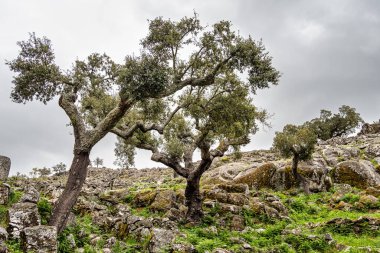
[85,99,134,149]
[58,93,86,146]
[139,104,183,134]
[158,52,236,99]
[111,103,185,141]
[151,152,189,178]
[210,136,250,158]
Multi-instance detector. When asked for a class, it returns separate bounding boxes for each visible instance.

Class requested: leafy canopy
[305,105,363,141]
[273,124,317,161]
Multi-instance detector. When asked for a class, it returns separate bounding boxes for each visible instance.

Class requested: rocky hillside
[0,132,380,252]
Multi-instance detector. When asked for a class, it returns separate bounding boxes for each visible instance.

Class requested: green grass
[3,184,377,253]
[174,190,380,252]
[333,234,380,248]
[0,189,23,227]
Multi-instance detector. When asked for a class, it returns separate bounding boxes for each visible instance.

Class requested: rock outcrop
[359,122,380,135]
[334,160,380,188]
[0,184,10,205]
[21,226,57,253]
[7,202,41,239]
[0,156,11,181]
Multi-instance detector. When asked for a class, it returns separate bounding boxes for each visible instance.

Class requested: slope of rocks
[0,132,379,252]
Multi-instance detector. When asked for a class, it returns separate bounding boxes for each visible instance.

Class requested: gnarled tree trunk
[185,175,203,223]
[49,151,90,233]
[292,153,310,194]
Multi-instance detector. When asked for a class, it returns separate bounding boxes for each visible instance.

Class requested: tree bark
[291,154,310,194]
[48,151,90,233]
[185,175,203,223]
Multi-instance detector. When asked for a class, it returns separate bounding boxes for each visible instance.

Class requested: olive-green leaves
[273,124,317,161]
[7,33,63,104]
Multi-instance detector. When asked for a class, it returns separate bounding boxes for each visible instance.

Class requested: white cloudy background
[1,0,379,174]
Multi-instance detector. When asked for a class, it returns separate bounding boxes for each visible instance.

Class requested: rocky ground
[0,132,380,252]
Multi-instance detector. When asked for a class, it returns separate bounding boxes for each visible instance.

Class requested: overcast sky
[1,0,379,175]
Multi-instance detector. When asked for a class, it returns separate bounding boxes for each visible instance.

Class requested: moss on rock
[333,160,380,189]
[133,190,157,208]
[233,163,277,190]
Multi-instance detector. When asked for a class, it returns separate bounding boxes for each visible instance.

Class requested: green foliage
[52,162,67,174]
[58,215,101,250]
[6,33,63,104]
[119,55,169,100]
[37,197,52,225]
[0,205,7,227]
[30,167,52,178]
[273,124,317,161]
[305,105,363,140]
[283,234,329,252]
[371,159,380,172]
[9,190,23,204]
[6,239,23,253]
[123,193,135,203]
[113,14,279,168]
[114,137,136,168]
[288,198,309,213]
[0,189,23,226]
[92,157,103,168]
[341,193,360,204]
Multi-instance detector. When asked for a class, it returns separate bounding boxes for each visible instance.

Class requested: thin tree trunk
[292,154,310,194]
[49,151,90,233]
[185,175,203,223]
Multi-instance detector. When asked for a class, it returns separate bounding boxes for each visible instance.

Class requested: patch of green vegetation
[37,197,52,225]
[333,234,380,248]
[130,207,161,218]
[0,189,23,226]
[341,193,360,204]
[9,190,23,205]
[58,214,102,251]
[178,219,334,253]
[0,205,8,227]
[6,239,23,253]
[220,156,230,163]
[371,159,380,172]
[123,192,136,203]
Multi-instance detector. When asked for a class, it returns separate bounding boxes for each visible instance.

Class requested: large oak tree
[112,18,279,222]
[7,15,279,232]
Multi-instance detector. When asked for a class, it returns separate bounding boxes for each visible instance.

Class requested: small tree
[30,167,52,178]
[273,124,317,194]
[305,105,363,140]
[52,162,67,174]
[93,157,104,168]
[113,137,135,169]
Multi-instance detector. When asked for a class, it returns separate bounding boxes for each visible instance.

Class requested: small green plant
[6,239,23,253]
[123,193,135,203]
[220,156,230,163]
[58,214,101,251]
[37,197,52,225]
[289,198,308,213]
[9,190,23,204]
[0,205,8,227]
[341,193,360,204]
[371,159,380,172]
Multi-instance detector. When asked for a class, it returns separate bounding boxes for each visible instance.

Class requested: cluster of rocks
[72,197,180,253]
[1,156,57,253]
[2,186,57,253]
[1,131,380,252]
[201,132,380,192]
